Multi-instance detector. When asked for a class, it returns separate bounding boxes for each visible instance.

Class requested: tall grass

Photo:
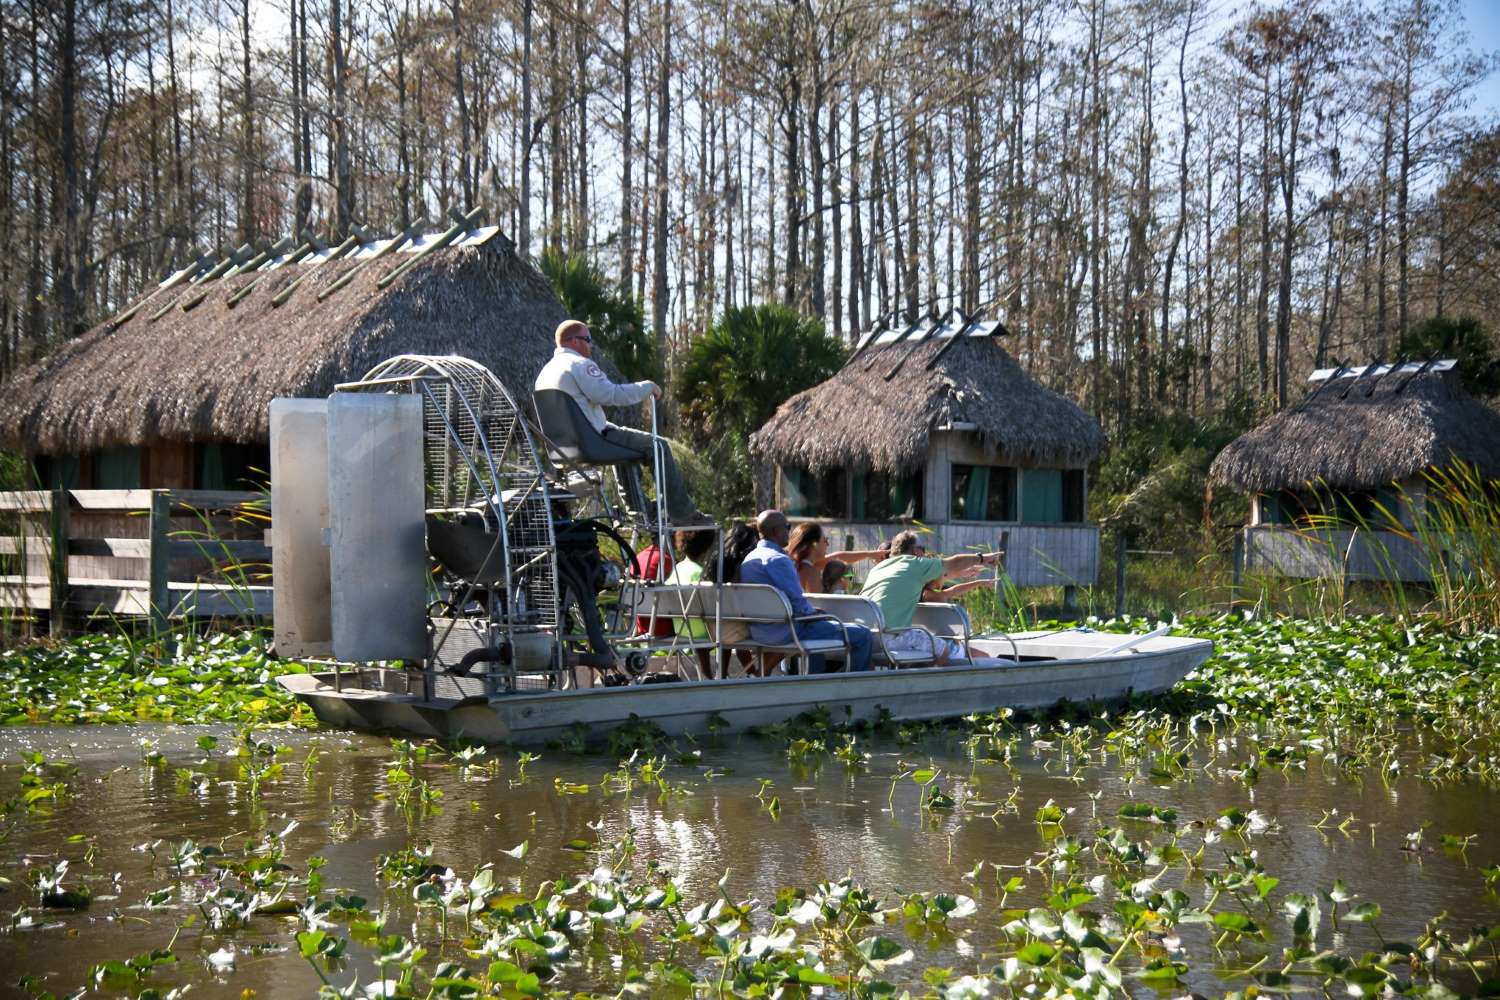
[962,463,1500,634]
[1382,463,1500,631]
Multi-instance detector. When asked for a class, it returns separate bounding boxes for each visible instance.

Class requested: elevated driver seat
[531,388,654,524]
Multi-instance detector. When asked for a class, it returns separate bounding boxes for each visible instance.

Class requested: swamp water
[1,712,1497,999]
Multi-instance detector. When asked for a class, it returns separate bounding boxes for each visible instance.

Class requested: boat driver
[534,319,709,525]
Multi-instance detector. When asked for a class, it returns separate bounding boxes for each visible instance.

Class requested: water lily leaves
[1341,964,1390,997]
[1014,941,1056,966]
[1252,874,1280,900]
[932,894,976,919]
[1212,911,1260,935]
[1117,802,1177,824]
[1023,908,1063,940]
[1138,957,1188,981]
[793,965,838,986]
[1045,885,1096,912]
[1034,800,1066,825]
[856,935,914,969]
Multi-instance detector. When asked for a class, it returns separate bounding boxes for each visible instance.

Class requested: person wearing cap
[738,509,873,674]
[535,319,708,524]
[859,530,1000,665]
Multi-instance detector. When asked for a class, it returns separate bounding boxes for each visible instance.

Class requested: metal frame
[339,355,563,697]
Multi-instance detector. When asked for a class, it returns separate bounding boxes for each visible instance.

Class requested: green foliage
[674,304,846,445]
[0,630,308,725]
[1092,390,1264,549]
[539,248,661,384]
[0,450,30,491]
[672,431,754,523]
[1399,314,1500,399]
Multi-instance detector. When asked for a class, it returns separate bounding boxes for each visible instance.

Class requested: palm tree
[675,304,846,444]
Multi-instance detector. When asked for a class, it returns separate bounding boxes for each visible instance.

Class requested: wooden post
[48,486,70,637]
[148,491,172,637]
[1341,526,1357,609]
[1231,531,1244,613]
[993,529,1010,604]
[1113,532,1127,619]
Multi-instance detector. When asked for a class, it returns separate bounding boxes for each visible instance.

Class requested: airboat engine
[268,354,626,694]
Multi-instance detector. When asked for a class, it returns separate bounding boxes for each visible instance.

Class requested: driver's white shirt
[534,346,654,432]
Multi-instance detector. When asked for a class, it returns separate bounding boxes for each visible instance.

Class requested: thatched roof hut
[1209,367,1500,493]
[750,334,1105,476]
[0,228,587,458]
[750,321,1106,591]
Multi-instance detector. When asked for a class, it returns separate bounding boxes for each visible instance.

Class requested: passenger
[739,510,873,674]
[820,559,851,595]
[630,536,674,637]
[718,522,760,584]
[786,522,886,594]
[667,529,718,678]
[534,319,710,525]
[712,522,760,677]
[859,530,1001,666]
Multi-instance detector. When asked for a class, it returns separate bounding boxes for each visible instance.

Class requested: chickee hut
[749,314,1108,594]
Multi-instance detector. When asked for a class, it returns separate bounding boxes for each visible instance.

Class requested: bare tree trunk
[651,0,671,354]
[238,0,255,243]
[848,87,863,333]
[780,65,802,307]
[1255,91,1272,397]
[331,0,353,230]
[829,81,843,338]
[618,0,633,288]
[547,15,564,250]
[574,0,589,250]
[1375,98,1392,353]
[1158,0,1194,405]
[519,0,533,256]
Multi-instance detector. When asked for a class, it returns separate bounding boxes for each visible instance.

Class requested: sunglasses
[569,335,593,344]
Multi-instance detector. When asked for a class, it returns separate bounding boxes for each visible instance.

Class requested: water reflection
[0,722,1496,998]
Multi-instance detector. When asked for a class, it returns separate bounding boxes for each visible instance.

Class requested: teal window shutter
[94,447,141,489]
[1021,469,1063,523]
[198,444,225,490]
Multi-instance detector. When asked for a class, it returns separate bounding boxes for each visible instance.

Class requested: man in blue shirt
[739,510,873,674]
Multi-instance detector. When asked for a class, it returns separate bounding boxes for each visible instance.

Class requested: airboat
[269,355,1212,745]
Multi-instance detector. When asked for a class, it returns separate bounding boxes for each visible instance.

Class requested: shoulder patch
[586,364,604,378]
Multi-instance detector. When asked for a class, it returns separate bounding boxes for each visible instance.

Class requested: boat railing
[808,593,939,668]
[681,583,852,677]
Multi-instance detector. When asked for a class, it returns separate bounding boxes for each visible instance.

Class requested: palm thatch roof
[1209,369,1500,492]
[750,335,1106,474]
[0,229,602,454]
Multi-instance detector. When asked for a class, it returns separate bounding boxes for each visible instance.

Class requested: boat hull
[277,631,1213,745]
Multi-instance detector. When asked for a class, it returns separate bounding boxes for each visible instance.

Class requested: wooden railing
[0,489,272,634]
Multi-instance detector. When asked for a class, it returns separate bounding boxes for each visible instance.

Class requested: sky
[1461,0,1500,116]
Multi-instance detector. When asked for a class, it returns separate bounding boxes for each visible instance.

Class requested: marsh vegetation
[1,615,1497,998]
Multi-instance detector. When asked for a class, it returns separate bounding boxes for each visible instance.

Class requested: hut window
[1264,487,1402,528]
[198,443,271,492]
[93,447,141,489]
[1021,468,1086,524]
[780,466,846,519]
[951,464,1016,521]
[37,455,83,490]
[853,469,922,521]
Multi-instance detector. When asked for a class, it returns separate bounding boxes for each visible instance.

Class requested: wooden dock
[0,489,272,634]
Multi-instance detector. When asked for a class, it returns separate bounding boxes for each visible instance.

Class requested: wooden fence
[0,489,273,634]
